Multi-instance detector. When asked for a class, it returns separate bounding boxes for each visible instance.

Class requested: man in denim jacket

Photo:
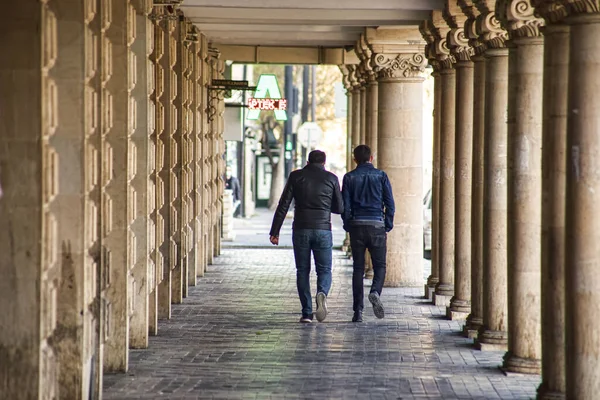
[342,145,395,322]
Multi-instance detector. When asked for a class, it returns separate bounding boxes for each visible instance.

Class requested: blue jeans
[292,229,333,317]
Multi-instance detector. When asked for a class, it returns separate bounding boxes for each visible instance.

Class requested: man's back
[270,163,343,235]
[342,163,395,231]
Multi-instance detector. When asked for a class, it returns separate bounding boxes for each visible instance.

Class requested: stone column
[420,19,442,301]
[0,1,107,397]
[102,0,134,372]
[148,7,160,337]
[215,57,226,258]
[0,5,58,398]
[204,42,215,264]
[155,13,174,319]
[431,13,456,307]
[170,19,184,305]
[473,1,509,351]
[180,23,195,294]
[129,0,153,350]
[497,0,544,374]
[350,68,362,150]
[340,65,353,253]
[370,44,427,287]
[562,4,600,398]
[428,68,441,299]
[446,4,475,321]
[459,0,487,338]
[193,31,206,279]
[532,1,568,397]
[366,77,379,164]
[359,79,367,145]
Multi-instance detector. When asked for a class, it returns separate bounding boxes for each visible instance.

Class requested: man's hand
[270,235,279,246]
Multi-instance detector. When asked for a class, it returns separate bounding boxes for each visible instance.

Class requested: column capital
[531,0,569,24]
[355,34,378,84]
[339,65,355,93]
[430,10,457,70]
[559,0,600,19]
[474,0,509,48]
[458,0,488,55]
[496,0,545,38]
[364,26,427,80]
[444,1,475,61]
[371,52,428,80]
[420,19,439,71]
[347,65,363,91]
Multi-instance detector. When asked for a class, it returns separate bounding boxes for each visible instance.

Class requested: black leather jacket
[269,164,344,236]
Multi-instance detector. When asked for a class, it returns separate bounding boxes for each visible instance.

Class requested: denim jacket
[341,163,395,232]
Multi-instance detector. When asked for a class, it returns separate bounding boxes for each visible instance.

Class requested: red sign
[247,97,287,111]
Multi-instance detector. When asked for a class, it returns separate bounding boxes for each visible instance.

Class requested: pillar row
[0,3,221,397]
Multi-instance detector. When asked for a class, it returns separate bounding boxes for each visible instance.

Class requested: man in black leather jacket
[342,145,395,323]
[269,150,344,323]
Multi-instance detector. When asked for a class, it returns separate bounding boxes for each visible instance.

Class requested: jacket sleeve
[382,172,395,232]
[341,174,352,230]
[269,175,294,236]
[330,175,344,215]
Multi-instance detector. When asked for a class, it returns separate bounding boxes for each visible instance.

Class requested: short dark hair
[353,145,371,164]
[308,150,326,164]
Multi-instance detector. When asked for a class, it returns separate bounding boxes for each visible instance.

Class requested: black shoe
[352,311,363,323]
[368,292,385,319]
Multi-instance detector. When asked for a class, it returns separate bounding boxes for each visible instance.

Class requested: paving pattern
[103,211,541,400]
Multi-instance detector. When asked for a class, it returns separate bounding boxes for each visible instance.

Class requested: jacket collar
[356,162,374,169]
[305,163,325,170]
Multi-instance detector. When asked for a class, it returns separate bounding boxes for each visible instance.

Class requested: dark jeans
[292,229,333,317]
[349,225,387,312]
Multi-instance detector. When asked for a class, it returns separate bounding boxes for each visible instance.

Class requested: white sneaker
[315,292,328,322]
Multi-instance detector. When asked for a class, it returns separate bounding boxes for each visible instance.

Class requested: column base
[463,316,483,339]
[424,284,436,300]
[446,308,469,321]
[433,293,452,307]
[536,383,565,400]
[222,233,236,242]
[502,352,541,375]
[475,329,508,351]
[425,275,438,299]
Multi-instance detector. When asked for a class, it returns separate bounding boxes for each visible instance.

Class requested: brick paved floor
[103,211,541,400]
[103,253,541,400]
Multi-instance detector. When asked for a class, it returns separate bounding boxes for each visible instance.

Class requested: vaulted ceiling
[180,0,444,48]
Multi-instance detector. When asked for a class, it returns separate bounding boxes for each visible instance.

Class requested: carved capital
[497,0,545,38]
[348,65,362,90]
[444,2,475,61]
[339,65,353,92]
[562,0,600,17]
[355,34,377,82]
[531,0,569,23]
[458,0,487,55]
[371,52,427,80]
[474,1,509,48]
